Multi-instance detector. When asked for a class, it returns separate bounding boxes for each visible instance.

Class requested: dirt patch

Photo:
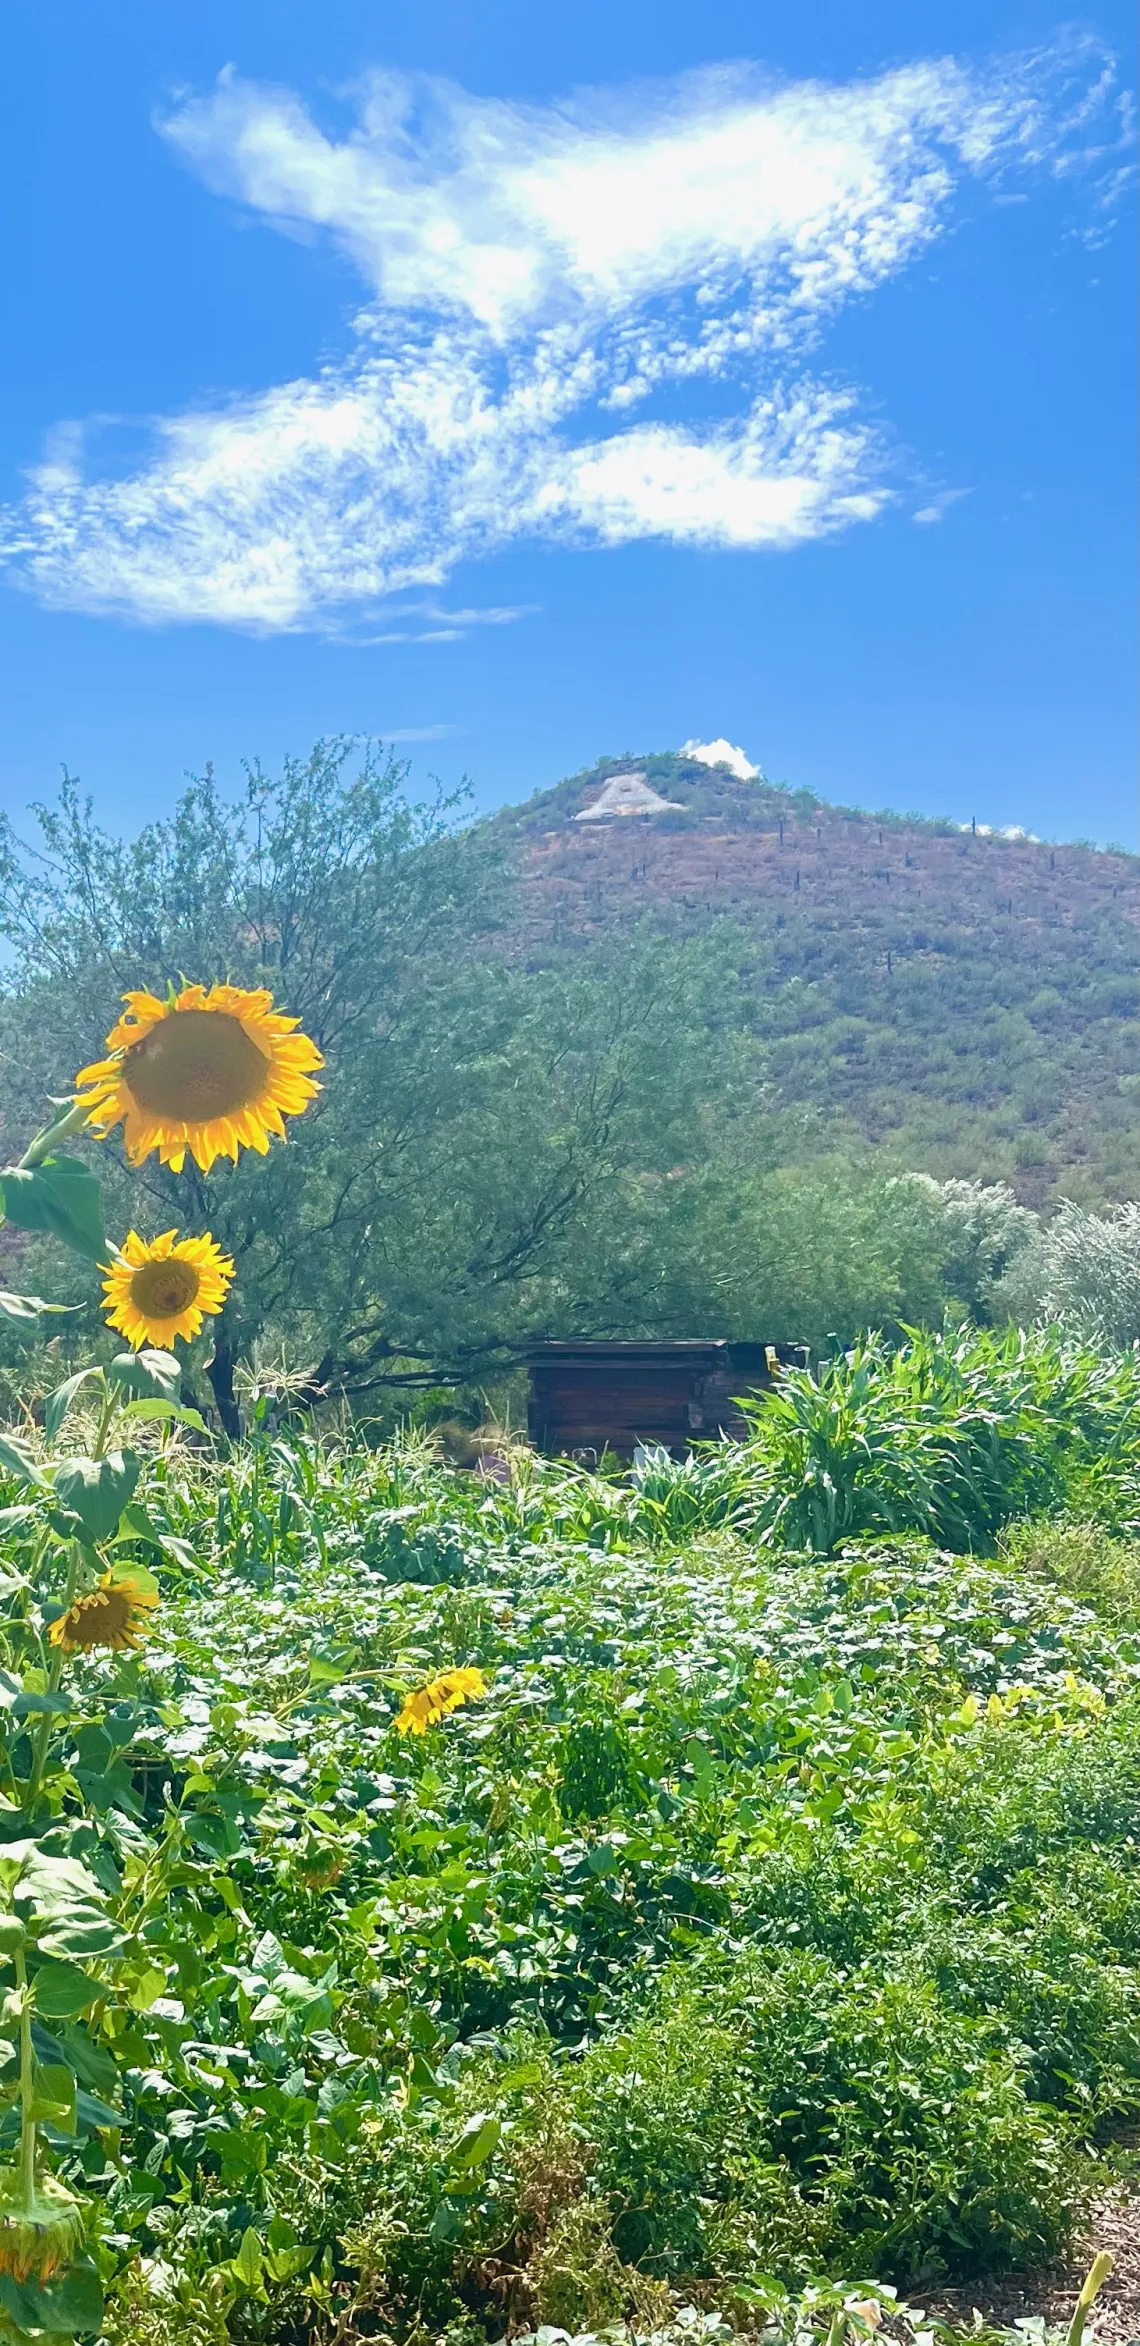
[924,2187,1140,2342]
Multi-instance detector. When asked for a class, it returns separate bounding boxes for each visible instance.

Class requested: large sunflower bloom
[101,1228,234,1348]
[49,1571,160,1654]
[396,1667,487,1736]
[75,983,323,1173]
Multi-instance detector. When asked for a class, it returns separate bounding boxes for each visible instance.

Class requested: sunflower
[0,2170,86,2282]
[75,982,323,1173]
[49,1571,160,1655]
[101,1228,234,1348]
[396,1666,487,1736]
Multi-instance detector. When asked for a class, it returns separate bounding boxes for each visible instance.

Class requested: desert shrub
[1001,1516,1140,1624]
[996,1200,1140,1347]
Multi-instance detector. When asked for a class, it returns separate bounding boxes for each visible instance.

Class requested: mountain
[489,752,1140,1205]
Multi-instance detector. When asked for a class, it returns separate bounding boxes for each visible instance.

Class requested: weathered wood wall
[525,1340,804,1457]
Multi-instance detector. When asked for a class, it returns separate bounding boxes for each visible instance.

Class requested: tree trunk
[206,1322,242,1441]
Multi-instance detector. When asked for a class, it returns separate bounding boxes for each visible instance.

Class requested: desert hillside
[490,753,1140,1202]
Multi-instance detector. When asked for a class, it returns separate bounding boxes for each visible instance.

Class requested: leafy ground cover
[0,1389,1138,2345]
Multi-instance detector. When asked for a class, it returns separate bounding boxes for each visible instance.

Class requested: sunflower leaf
[116,1397,208,1432]
[0,1287,79,1322]
[31,1959,102,2019]
[14,1846,124,1958]
[447,2111,501,2171]
[13,1690,74,1717]
[53,1451,140,1542]
[115,1502,198,1573]
[0,1156,107,1263]
[108,1348,180,1401]
[107,1559,160,1603]
[0,2256,104,2335]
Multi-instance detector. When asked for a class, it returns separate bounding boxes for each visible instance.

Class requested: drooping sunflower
[75,983,323,1172]
[396,1666,487,1736]
[48,1570,160,1655]
[101,1228,234,1348]
[0,2169,86,2282]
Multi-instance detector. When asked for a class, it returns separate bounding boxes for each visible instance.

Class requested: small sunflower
[0,2170,86,2283]
[49,1570,160,1655]
[101,1228,233,1349]
[75,982,323,1173]
[396,1666,487,1736]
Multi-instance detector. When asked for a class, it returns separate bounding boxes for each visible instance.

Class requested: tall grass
[109,1324,1140,1582]
[736,1325,1140,1553]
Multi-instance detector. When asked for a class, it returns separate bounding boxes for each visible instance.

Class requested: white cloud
[385,724,465,741]
[683,738,761,780]
[162,60,977,338]
[912,486,972,524]
[960,821,1041,840]
[0,37,1128,632]
[546,391,885,548]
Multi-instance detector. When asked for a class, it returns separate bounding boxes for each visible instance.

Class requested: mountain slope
[490,753,1140,1204]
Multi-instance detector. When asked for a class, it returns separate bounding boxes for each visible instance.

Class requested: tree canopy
[1,741,1100,1427]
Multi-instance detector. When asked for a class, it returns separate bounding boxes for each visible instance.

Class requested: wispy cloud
[912,487,973,525]
[329,600,537,645]
[1,36,1130,632]
[385,723,465,741]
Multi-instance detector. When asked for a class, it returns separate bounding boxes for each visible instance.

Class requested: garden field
[1,1331,1139,2345]
[0,913,1138,2346]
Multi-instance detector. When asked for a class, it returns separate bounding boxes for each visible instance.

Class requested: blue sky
[1,0,1135,844]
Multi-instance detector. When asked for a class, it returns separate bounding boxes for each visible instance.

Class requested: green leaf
[116,1504,197,1573]
[31,1958,101,2018]
[107,1558,160,1604]
[117,1397,207,1433]
[0,1842,37,1894]
[53,1450,139,1542]
[14,1847,124,1959]
[31,2061,76,2128]
[0,2258,104,2335]
[12,1689,74,1719]
[0,1156,106,1262]
[234,2226,265,2290]
[446,2111,500,2171]
[55,2020,118,2098]
[108,1348,180,1401]
[44,1368,105,1444]
[307,1651,356,1689]
[0,1431,50,1493]
[74,2083,123,2131]
[0,1288,79,1322]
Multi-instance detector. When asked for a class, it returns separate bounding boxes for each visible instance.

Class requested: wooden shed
[524,1339,803,1458]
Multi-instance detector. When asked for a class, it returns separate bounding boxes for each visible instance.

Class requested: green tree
[0,746,765,1417]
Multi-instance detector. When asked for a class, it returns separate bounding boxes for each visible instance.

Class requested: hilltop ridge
[488,753,1140,1204]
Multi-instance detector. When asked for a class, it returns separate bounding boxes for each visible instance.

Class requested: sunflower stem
[14,1948,37,2203]
[24,1546,80,1820]
[92,1376,116,1461]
